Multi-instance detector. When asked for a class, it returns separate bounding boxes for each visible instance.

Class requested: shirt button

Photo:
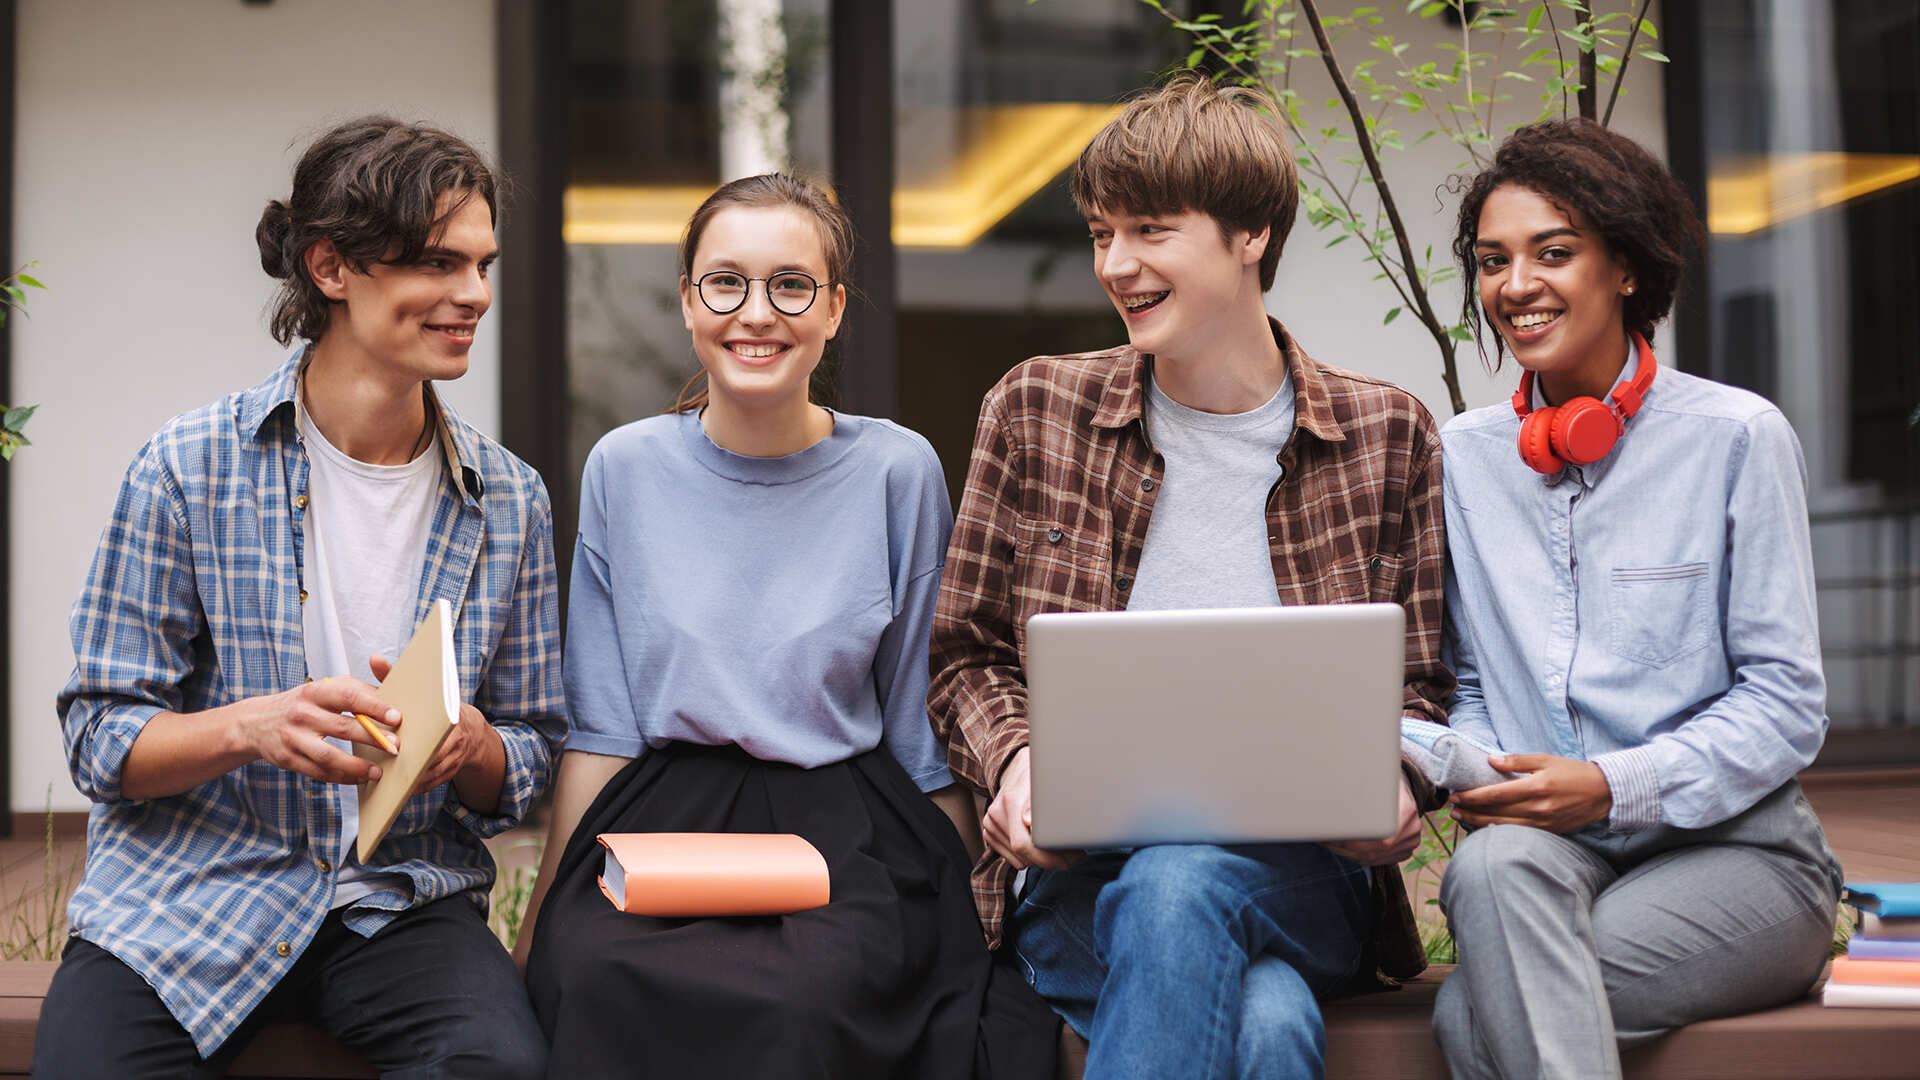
[275,941,292,958]
[316,858,332,873]
[1141,477,1157,492]
[1369,556,1384,571]
[1548,673,1562,686]
[299,589,309,604]
[1116,576,1133,591]
[293,494,309,511]
[1046,528,1063,544]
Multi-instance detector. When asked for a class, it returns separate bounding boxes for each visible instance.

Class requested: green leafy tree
[1111,0,1665,414]
[0,262,45,459]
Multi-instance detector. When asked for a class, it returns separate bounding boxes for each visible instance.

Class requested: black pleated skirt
[524,742,1056,1079]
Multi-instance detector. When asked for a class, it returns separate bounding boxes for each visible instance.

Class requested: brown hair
[1452,118,1704,367]
[670,173,855,414]
[1070,72,1299,291]
[255,116,499,346]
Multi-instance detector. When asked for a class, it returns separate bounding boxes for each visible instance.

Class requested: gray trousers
[1433,781,1841,1079]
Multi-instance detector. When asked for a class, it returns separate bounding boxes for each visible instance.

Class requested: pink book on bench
[1829,958,1920,988]
[596,833,830,917]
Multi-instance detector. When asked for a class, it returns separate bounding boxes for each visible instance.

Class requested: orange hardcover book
[1828,957,1920,988]
[595,833,830,917]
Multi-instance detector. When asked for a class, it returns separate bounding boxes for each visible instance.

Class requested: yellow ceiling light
[892,103,1121,248]
[565,185,713,246]
[563,102,1122,249]
[1708,152,1920,236]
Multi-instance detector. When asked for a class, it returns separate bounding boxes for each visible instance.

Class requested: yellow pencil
[355,712,398,755]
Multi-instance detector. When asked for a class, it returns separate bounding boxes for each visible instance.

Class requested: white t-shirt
[1129,370,1296,611]
[297,402,440,908]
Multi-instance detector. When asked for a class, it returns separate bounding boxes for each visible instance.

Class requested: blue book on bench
[1843,883,1920,918]
[1849,937,1920,961]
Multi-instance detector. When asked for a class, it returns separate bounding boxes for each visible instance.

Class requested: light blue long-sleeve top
[1440,363,1826,832]
[563,409,956,792]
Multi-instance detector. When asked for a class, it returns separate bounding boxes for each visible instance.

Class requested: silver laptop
[1026,604,1405,850]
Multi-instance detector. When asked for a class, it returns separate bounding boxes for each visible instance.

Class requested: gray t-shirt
[1128,369,1296,611]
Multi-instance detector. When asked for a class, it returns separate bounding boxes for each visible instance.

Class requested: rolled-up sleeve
[57,443,201,804]
[454,486,564,837]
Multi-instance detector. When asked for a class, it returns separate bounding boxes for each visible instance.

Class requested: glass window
[894,0,1187,497]
[563,0,832,476]
[1691,1,1919,756]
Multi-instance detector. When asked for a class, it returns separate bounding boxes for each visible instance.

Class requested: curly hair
[255,116,499,346]
[1451,118,1704,366]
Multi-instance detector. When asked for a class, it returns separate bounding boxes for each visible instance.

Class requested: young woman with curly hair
[1426,119,1843,1078]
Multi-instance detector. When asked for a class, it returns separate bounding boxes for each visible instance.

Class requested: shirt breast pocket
[1010,515,1109,612]
[1607,563,1715,668]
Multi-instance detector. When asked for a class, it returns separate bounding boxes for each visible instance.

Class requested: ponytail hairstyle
[670,173,855,414]
[256,116,499,345]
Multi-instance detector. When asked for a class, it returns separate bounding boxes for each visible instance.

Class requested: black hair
[1452,118,1704,365]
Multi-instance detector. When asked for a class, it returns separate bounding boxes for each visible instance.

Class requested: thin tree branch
[1602,0,1654,128]
[1542,0,1569,120]
[1479,3,1507,159]
[1298,0,1465,413]
[1577,7,1597,120]
[1142,6,1413,296]
[1457,0,1486,165]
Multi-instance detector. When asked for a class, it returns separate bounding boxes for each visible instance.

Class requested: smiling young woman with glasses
[516,173,1056,1078]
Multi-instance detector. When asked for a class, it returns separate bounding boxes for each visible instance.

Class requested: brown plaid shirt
[928,318,1452,980]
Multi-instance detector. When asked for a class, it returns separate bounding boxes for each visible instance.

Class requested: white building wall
[12,0,499,813]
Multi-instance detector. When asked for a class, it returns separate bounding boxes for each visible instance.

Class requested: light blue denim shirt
[1440,363,1826,832]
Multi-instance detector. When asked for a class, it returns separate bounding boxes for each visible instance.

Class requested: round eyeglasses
[692,270,832,316]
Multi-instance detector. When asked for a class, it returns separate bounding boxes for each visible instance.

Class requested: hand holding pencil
[227,676,403,787]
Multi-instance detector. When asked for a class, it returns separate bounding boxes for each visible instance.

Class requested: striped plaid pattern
[56,351,564,1055]
[929,319,1452,977]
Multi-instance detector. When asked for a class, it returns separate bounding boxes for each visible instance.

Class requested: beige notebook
[354,598,460,861]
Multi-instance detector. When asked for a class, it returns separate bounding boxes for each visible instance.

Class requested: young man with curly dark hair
[38,117,559,1078]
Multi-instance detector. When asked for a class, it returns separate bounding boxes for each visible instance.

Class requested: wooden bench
[1054,964,1920,1080]
[5,957,1916,1078]
[0,961,374,1079]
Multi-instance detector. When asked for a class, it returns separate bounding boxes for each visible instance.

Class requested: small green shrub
[1404,809,1461,964]
[488,836,545,949]
[0,792,82,961]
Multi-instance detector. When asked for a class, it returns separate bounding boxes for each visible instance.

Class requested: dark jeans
[1011,843,1371,1080]
[32,897,546,1080]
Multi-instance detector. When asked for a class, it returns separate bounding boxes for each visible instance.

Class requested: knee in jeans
[1101,845,1245,927]
[1236,959,1322,1066]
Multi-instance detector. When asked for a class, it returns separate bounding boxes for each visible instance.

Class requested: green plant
[0,262,46,459]
[1831,900,1854,958]
[1096,1,1666,413]
[1403,807,1461,963]
[0,790,83,961]
[488,835,545,949]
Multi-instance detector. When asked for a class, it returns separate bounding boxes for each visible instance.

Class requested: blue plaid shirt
[57,352,564,1055]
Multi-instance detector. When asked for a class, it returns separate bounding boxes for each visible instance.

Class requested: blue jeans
[1011,843,1371,1080]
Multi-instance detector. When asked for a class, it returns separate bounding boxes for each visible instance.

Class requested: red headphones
[1511,333,1656,475]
